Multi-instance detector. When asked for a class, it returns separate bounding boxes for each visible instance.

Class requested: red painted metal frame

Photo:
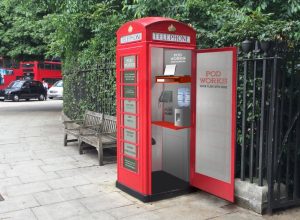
[116,46,148,194]
[190,47,237,202]
[116,17,196,197]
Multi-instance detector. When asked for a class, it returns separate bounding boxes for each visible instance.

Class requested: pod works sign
[199,70,228,89]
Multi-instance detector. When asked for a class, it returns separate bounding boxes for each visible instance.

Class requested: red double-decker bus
[0,60,62,90]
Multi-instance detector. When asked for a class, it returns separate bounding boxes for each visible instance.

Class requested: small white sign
[153,32,190,43]
[124,114,136,129]
[124,128,136,143]
[123,56,136,69]
[164,64,176,76]
[124,100,136,113]
[120,33,142,44]
[124,143,136,157]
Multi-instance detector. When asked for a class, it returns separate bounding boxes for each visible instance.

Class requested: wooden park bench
[78,114,117,166]
[63,110,103,146]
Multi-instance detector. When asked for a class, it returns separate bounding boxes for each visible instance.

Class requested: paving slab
[0,171,6,179]
[79,192,133,212]
[75,184,105,197]
[0,164,11,172]
[9,159,45,167]
[71,160,99,168]
[47,175,91,189]
[18,171,60,184]
[1,100,299,220]
[71,154,101,164]
[5,182,51,197]
[42,156,76,164]
[0,194,39,214]
[212,209,264,220]
[0,208,37,220]
[121,211,161,220]
[40,162,78,172]
[5,164,45,177]
[0,137,21,145]
[106,204,155,219]
[56,166,115,179]
[33,187,83,205]
[3,151,34,163]
[0,177,22,199]
[32,149,69,160]
[0,177,22,188]
[150,204,232,220]
[0,143,28,154]
[32,200,89,220]
[65,211,115,220]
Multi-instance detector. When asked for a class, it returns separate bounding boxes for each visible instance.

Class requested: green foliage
[44,1,125,67]
[1,0,299,61]
[123,0,187,19]
[0,0,299,120]
[0,0,61,60]
[121,0,300,48]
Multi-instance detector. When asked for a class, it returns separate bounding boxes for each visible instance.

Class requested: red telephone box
[116,17,237,202]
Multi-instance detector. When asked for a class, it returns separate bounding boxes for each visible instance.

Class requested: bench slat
[78,113,116,166]
[64,110,103,147]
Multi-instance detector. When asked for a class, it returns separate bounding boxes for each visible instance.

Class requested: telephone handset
[159,90,173,103]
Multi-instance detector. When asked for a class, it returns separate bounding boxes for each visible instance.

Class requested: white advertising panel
[195,51,233,183]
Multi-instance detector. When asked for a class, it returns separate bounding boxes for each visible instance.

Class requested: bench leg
[79,140,84,155]
[64,134,68,146]
[98,143,104,166]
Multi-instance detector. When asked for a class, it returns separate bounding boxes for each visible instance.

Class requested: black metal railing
[237,40,300,212]
[63,59,116,119]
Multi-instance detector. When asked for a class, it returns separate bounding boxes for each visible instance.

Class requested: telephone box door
[190,47,237,202]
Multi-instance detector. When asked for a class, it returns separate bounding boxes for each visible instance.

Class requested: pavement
[0,100,299,220]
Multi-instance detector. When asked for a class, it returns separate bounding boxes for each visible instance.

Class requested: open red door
[190,47,237,202]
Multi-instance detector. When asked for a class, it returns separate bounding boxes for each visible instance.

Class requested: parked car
[1,80,46,102]
[47,80,63,99]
